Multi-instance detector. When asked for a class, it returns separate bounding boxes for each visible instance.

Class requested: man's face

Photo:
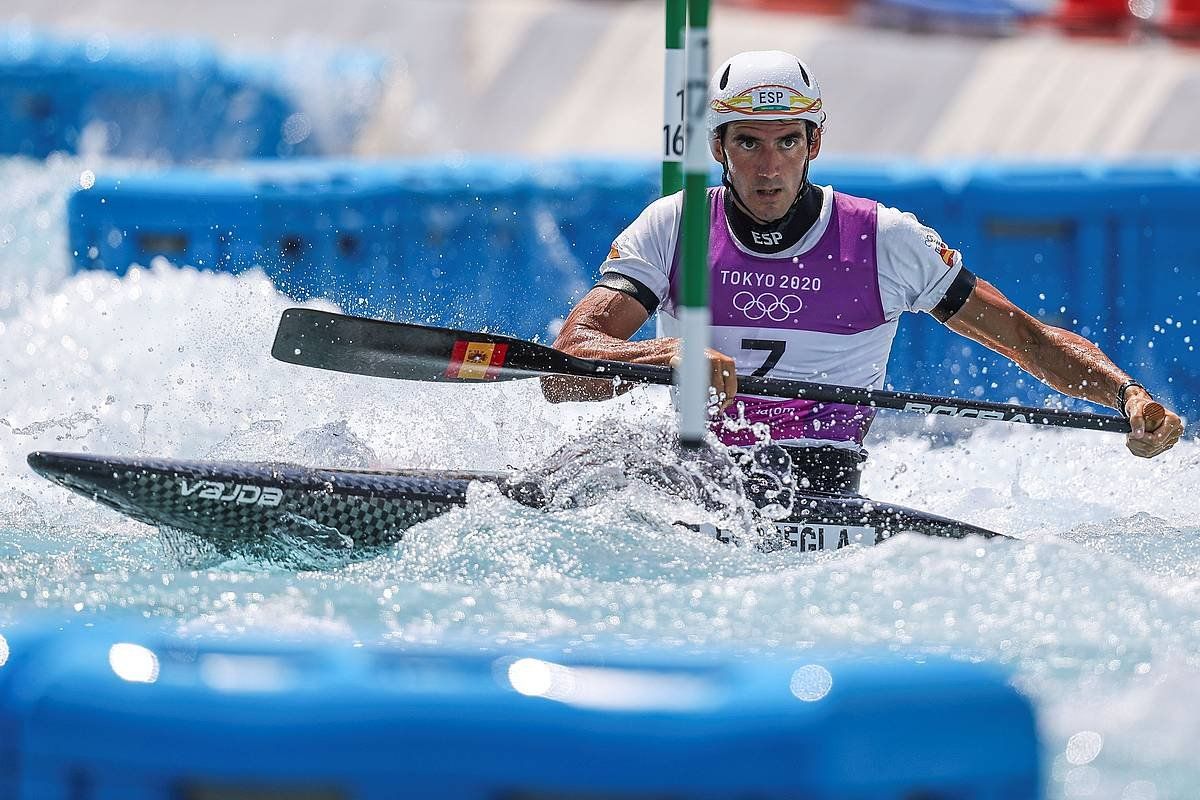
[711,120,820,223]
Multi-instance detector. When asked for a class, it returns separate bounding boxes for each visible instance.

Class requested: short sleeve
[598,192,683,306]
[875,204,966,319]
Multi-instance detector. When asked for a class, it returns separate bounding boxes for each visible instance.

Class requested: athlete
[543,50,1183,501]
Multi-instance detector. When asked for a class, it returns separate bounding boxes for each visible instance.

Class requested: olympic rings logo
[731,291,804,321]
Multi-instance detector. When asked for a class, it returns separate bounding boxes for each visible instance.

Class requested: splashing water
[1,157,1199,799]
[512,418,769,539]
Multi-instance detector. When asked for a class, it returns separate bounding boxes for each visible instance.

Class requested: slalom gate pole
[676,0,711,449]
[662,0,686,196]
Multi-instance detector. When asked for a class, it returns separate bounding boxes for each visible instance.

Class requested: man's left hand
[1125,393,1184,458]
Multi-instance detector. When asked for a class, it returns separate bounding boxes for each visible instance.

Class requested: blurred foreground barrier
[0,625,1041,799]
[67,158,1200,416]
[0,27,384,160]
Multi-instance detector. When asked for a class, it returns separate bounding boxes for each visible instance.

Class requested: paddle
[272,307,1156,434]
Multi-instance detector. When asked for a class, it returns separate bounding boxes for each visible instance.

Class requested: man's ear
[709,136,726,165]
[808,127,823,160]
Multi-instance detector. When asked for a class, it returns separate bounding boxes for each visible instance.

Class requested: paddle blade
[271,308,584,383]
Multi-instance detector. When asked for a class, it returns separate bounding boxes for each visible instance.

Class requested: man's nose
[756,149,783,178]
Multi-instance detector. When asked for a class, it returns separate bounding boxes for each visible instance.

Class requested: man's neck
[723,184,824,254]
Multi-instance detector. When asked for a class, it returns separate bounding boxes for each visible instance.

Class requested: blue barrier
[867,0,1030,20]
[1098,162,1200,417]
[862,0,1034,35]
[66,158,1200,416]
[929,162,1200,414]
[0,28,378,160]
[930,164,1122,406]
[69,171,258,275]
[0,625,1041,799]
[67,159,660,342]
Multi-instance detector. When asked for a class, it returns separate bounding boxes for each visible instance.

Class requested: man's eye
[738,140,757,149]
[781,138,800,148]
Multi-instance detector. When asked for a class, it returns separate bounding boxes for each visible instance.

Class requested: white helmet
[707,50,826,139]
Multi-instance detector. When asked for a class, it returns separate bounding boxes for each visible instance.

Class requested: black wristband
[1117,380,1148,418]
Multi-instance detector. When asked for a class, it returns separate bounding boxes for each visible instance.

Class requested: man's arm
[542,286,737,406]
[944,278,1184,458]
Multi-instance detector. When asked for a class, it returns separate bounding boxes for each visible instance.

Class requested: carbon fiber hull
[27,451,1004,557]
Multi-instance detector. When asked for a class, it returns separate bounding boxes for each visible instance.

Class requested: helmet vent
[719,64,731,90]
[798,62,811,86]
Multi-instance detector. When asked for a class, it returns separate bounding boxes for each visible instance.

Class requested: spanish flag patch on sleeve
[446,340,509,380]
[924,233,960,268]
[937,243,960,268]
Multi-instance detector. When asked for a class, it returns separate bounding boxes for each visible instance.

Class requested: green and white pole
[676,0,711,448]
[662,0,686,196]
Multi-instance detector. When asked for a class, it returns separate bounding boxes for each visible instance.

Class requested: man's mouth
[754,188,784,198]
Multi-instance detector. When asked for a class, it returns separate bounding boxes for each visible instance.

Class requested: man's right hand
[1124,393,1184,459]
[669,347,739,411]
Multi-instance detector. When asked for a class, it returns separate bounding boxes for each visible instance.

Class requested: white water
[1,156,1199,799]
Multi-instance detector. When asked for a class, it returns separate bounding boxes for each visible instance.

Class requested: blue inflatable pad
[0,625,1041,799]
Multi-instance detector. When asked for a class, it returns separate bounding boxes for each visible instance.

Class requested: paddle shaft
[553,351,1139,433]
[272,308,1143,434]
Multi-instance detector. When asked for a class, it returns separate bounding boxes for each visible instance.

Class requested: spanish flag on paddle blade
[445,340,509,380]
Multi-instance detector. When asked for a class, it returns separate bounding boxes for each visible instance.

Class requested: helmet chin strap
[718,143,814,229]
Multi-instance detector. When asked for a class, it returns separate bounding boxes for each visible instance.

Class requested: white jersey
[601,186,966,447]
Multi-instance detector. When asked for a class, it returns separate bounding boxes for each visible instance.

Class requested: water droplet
[1066,731,1103,765]
[789,664,833,702]
[1122,779,1157,800]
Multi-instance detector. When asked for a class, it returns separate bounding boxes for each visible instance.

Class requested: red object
[1054,0,1133,35]
[1161,0,1200,40]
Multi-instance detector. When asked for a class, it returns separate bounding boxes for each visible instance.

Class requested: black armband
[1117,380,1148,418]
[595,273,660,315]
[930,268,977,323]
